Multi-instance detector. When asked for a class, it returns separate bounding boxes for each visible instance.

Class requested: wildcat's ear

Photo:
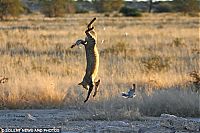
[78,82,83,85]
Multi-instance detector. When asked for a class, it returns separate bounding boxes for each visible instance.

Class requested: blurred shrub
[139,89,200,117]
[93,0,124,13]
[40,0,75,17]
[0,0,24,20]
[104,13,110,17]
[140,55,171,73]
[172,0,199,15]
[76,10,89,14]
[101,42,127,55]
[171,37,186,47]
[189,71,200,93]
[155,2,174,13]
[120,7,142,17]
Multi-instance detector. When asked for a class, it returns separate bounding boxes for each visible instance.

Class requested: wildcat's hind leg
[84,84,94,103]
[93,79,100,97]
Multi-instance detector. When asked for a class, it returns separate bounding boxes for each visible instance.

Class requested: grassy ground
[0,13,199,118]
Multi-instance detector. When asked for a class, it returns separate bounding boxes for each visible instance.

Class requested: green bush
[120,7,142,17]
[0,0,24,20]
[40,0,75,17]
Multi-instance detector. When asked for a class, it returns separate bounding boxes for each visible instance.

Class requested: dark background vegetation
[0,0,199,19]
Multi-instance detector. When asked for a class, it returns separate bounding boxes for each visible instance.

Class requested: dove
[122,84,136,98]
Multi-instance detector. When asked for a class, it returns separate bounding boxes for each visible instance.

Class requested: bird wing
[133,87,135,92]
[132,84,136,92]
[122,92,129,98]
[128,89,133,96]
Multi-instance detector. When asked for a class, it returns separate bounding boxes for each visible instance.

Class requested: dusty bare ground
[0,109,199,133]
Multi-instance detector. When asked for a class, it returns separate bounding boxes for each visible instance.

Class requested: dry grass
[0,13,199,117]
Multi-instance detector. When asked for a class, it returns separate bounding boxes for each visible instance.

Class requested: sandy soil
[0,109,199,133]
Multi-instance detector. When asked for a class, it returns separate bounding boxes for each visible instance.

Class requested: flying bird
[122,84,136,98]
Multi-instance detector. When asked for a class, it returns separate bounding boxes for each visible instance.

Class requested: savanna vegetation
[0,0,199,119]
